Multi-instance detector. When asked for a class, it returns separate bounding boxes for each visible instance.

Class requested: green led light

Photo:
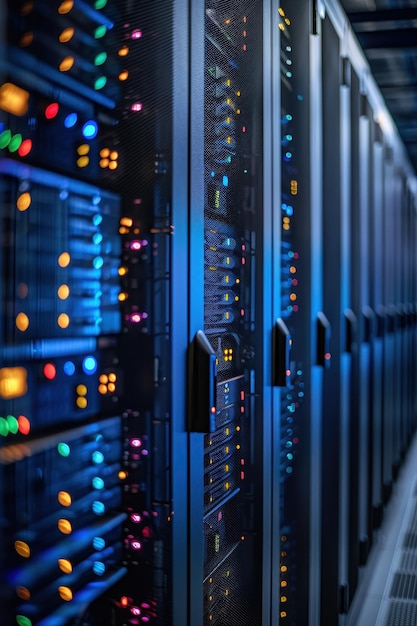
[0,129,12,149]
[94,0,108,8]
[16,616,32,626]
[6,415,18,434]
[94,52,107,66]
[57,442,70,457]
[0,417,9,437]
[8,133,23,153]
[94,76,107,90]
[94,25,107,39]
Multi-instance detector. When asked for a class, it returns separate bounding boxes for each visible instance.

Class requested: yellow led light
[15,540,30,558]
[58,519,72,534]
[58,586,73,601]
[16,192,31,212]
[59,27,75,42]
[108,160,118,170]
[76,384,87,396]
[58,1,74,14]
[98,384,107,395]
[59,56,75,72]
[99,374,108,384]
[77,144,90,156]
[58,559,73,574]
[118,70,129,81]
[0,367,28,399]
[16,586,30,600]
[107,382,116,393]
[58,252,71,267]
[57,284,70,299]
[108,372,116,382]
[20,32,34,47]
[0,83,29,116]
[118,46,129,56]
[21,2,34,16]
[57,491,72,507]
[16,312,29,332]
[57,313,70,329]
[76,397,87,409]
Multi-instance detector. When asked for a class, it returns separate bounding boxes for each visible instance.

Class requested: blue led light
[92,500,105,515]
[93,256,104,269]
[92,476,105,490]
[93,536,105,550]
[92,233,103,245]
[93,561,106,575]
[92,451,104,464]
[92,214,103,226]
[82,120,98,139]
[222,175,229,187]
[286,205,294,216]
[210,171,215,177]
[82,356,97,374]
[64,112,78,128]
[63,361,75,376]
[59,190,69,200]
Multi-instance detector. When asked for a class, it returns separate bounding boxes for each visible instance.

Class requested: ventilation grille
[384,495,417,624]
[385,600,417,626]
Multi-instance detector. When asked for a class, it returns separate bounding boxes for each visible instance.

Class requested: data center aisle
[347,431,417,626]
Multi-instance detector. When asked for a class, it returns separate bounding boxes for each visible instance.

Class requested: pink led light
[131,607,141,616]
[130,539,142,550]
[131,29,142,39]
[131,513,142,523]
[130,438,142,448]
[131,103,143,112]
[130,240,142,250]
[130,313,142,323]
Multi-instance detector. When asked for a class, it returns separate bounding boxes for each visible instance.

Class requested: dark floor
[347,433,417,626]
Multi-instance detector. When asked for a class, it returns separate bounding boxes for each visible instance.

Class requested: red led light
[45,102,59,119]
[43,362,57,380]
[141,526,152,538]
[121,596,129,607]
[18,415,31,435]
[18,139,32,157]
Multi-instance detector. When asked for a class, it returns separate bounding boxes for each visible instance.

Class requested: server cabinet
[0,1,189,625]
[278,2,324,624]
[187,2,277,624]
[320,14,352,623]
